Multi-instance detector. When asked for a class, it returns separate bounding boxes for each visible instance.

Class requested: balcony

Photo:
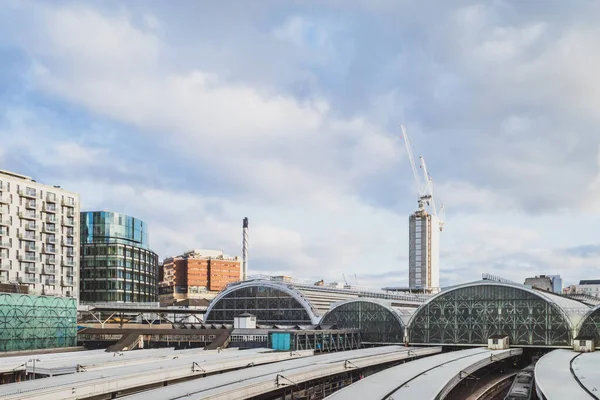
[61,260,75,267]
[24,265,39,273]
[46,236,56,244]
[43,203,57,213]
[42,245,55,254]
[18,211,38,220]
[24,244,38,252]
[65,269,74,277]
[61,278,74,287]
[0,218,9,227]
[42,267,57,275]
[42,225,56,234]
[62,239,75,248]
[25,201,37,210]
[66,209,76,217]
[0,240,10,249]
[45,215,57,223]
[66,230,74,237]
[0,195,9,204]
[18,233,39,241]
[61,218,75,227]
[61,199,75,208]
[18,190,37,199]
[19,276,38,284]
[46,258,56,265]
[0,262,11,271]
[46,193,57,203]
[25,222,38,231]
[45,278,57,286]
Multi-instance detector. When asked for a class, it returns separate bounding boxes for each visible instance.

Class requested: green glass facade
[80,211,158,303]
[0,293,76,352]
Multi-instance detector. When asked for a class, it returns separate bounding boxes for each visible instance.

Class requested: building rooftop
[579,280,600,285]
[119,346,439,400]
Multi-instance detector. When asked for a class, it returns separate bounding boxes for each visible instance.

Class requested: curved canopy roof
[205,279,426,325]
[324,298,416,327]
[411,280,589,329]
[407,280,590,347]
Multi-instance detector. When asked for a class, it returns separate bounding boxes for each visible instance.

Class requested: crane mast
[401,125,444,231]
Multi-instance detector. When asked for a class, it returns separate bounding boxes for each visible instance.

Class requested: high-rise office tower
[408,209,440,293]
[0,169,80,298]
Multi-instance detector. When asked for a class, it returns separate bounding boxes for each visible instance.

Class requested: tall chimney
[242,217,249,281]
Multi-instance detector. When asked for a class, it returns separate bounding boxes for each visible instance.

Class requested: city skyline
[2,1,600,289]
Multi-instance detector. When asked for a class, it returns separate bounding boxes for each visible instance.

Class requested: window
[492,338,498,344]
[580,340,587,346]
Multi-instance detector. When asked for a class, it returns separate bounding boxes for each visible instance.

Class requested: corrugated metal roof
[326,348,521,400]
[119,346,438,400]
[535,349,599,400]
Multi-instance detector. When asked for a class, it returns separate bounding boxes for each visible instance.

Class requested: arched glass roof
[321,298,415,344]
[204,279,426,326]
[576,305,600,346]
[204,281,320,325]
[408,281,589,347]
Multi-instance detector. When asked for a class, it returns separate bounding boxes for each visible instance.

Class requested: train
[504,364,535,400]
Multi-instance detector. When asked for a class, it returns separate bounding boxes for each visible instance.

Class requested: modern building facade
[79,211,159,303]
[0,292,77,352]
[159,249,240,306]
[408,209,440,293]
[0,170,79,298]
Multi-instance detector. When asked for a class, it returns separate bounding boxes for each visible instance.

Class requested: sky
[1,0,600,290]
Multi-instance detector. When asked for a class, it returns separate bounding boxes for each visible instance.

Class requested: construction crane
[400,125,444,231]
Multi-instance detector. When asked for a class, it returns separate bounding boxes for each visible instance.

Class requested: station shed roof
[0,348,303,400]
[119,345,441,400]
[535,349,600,400]
[205,279,426,325]
[326,347,522,400]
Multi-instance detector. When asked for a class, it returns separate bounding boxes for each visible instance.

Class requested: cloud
[2,0,600,290]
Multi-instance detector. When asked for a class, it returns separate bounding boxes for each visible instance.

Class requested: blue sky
[1,0,600,289]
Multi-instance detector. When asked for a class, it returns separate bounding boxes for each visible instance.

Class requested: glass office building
[79,211,158,303]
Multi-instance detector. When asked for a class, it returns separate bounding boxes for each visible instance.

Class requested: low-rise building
[159,249,240,306]
[564,280,600,298]
[524,275,563,293]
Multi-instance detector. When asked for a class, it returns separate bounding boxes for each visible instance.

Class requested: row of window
[81,245,155,260]
[80,292,156,302]
[80,281,156,290]
[80,269,157,281]
[0,184,76,205]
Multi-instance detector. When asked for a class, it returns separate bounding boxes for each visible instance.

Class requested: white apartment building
[0,170,79,298]
[408,209,440,293]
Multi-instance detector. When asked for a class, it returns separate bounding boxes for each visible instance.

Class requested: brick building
[159,249,241,306]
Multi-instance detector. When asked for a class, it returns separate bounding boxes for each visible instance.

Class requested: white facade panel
[409,211,440,293]
[0,170,80,300]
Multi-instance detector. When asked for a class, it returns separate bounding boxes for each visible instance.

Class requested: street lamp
[28,359,40,380]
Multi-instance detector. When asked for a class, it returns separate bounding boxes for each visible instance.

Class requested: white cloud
[3,0,600,290]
